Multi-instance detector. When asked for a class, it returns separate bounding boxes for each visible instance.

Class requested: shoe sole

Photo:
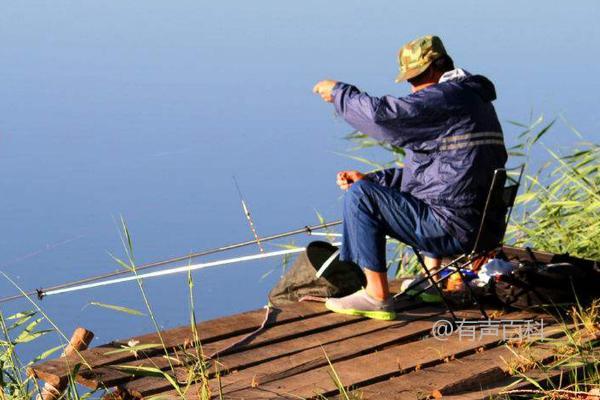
[325,302,397,321]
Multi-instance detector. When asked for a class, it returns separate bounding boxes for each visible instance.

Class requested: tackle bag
[268,241,366,306]
[491,260,600,310]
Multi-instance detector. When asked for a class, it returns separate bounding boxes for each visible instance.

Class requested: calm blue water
[1,1,599,361]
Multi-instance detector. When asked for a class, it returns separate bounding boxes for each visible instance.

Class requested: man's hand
[313,80,338,103]
[336,170,365,191]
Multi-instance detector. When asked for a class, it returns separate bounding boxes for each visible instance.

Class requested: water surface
[1,1,599,360]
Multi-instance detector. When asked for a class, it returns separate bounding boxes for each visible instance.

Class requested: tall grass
[0,293,98,399]
[0,218,219,400]
[317,347,363,400]
[0,310,52,399]
[500,299,600,399]
[506,119,600,260]
[106,218,216,400]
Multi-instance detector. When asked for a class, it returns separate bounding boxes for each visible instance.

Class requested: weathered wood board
[29,270,597,399]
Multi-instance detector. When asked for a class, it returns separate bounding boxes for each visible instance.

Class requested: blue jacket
[332,71,508,248]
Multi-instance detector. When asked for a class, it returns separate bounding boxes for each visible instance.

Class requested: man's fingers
[347,172,359,181]
[339,171,363,183]
[313,81,326,94]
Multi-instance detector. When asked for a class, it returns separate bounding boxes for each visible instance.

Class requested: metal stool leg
[413,248,458,323]
[394,254,467,299]
[455,262,488,319]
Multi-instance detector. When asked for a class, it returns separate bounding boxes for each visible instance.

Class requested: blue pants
[340,180,464,273]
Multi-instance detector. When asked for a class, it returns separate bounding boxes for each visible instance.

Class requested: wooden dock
[29,274,593,400]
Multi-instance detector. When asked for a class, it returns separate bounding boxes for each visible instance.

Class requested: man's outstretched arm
[314,80,433,147]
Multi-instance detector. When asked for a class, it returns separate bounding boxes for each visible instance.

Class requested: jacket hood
[439,69,497,102]
[461,75,497,102]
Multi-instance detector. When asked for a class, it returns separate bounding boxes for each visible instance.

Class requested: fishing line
[0,234,86,268]
[0,220,342,304]
[233,176,264,252]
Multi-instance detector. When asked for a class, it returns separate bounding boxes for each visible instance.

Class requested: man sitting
[313,35,507,320]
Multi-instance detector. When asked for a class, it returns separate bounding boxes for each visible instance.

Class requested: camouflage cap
[395,35,447,83]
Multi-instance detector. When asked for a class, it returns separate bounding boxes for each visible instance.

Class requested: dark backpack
[492,260,600,310]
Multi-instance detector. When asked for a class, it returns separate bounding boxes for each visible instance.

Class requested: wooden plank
[32,280,407,387]
[121,306,451,397]
[440,352,599,400]
[218,305,442,373]
[230,309,489,387]
[219,311,545,400]
[73,308,368,389]
[359,342,557,399]
[155,310,543,399]
[30,280,405,387]
[64,297,421,390]
[38,327,95,400]
[29,300,327,387]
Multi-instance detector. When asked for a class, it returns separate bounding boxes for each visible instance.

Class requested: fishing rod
[41,242,342,298]
[0,220,342,304]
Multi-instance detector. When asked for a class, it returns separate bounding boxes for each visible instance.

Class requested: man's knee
[344,179,378,212]
[349,179,377,197]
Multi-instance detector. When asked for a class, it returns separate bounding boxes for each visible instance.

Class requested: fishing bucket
[268,241,366,306]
